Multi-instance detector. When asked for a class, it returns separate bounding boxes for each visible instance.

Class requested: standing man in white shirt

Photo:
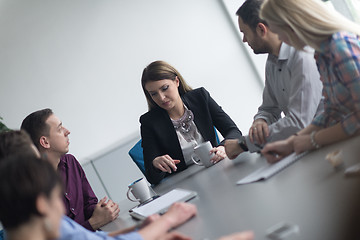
[225,0,323,159]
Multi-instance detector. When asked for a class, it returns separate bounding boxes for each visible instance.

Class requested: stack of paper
[237,152,307,185]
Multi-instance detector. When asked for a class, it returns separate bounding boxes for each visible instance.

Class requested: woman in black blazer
[140,61,242,184]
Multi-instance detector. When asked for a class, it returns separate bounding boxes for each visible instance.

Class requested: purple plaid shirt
[58,154,98,231]
[313,31,360,135]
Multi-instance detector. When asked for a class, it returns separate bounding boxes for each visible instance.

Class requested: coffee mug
[127,178,152,203]
[191,141,215,167]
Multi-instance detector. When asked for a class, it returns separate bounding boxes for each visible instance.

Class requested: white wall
[0,0,263,163]
[222,0,267,83]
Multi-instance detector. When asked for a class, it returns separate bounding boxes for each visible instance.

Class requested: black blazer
[140,87,242,184]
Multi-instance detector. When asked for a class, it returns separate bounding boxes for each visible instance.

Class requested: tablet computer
[129,188,197,220]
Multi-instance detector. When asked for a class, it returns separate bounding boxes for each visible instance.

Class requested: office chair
[128,139,146,175]
[128,127,221,176]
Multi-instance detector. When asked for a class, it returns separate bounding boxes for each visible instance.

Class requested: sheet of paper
[237,152,307,185]
[131,188,196,217]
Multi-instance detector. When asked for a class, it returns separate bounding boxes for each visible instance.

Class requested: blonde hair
[260,0,360,50]
[141,61,193,110]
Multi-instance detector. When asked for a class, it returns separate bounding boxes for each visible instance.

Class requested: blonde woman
[140,61,242,184]
[259,0,360,162]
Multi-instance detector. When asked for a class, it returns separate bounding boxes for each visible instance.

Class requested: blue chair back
[128,139,146,175]
[128,127,220,176]
[0,229,4,240]
[214,127,220,145]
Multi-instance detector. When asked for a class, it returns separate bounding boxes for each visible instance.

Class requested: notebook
[236,152,308,185]
[129,188,197,220]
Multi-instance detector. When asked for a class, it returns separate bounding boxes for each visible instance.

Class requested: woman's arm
[262,123,359,163]
[293,123,357,153]
[203,88,242,144]
[297,124,322,135]
[140,116,167,185]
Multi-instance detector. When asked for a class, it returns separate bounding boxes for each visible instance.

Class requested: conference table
[102,136,360,240]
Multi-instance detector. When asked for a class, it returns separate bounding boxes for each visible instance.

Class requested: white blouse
[171,105,205,166]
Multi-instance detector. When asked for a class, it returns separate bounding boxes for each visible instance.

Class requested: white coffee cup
[127,178,152,203]
[191,141,215,168]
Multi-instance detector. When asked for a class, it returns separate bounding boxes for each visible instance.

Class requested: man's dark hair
[21,108,53,149]
[236,0,268,31]
[0,130,36,160]
[0,155,61,230]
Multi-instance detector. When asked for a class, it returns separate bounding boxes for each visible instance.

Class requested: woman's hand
[153,155,180,173]
[261,137,295,163]
[210,145,227,163]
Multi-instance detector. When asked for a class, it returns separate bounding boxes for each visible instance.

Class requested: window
[345,0,360,23]
[327,0,360,23]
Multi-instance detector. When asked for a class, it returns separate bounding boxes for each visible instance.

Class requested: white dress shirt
[246,43,323,152]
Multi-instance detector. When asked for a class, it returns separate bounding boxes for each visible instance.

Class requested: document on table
[237,152,308,185]
[129,188,197,220]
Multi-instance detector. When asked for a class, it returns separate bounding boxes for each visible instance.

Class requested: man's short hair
[0,155,61,230]
[236,0,268,31]
[0,130,36,160]
[21,108,53,149]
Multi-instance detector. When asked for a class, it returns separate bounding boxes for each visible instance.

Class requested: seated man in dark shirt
[21,108,119,231]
